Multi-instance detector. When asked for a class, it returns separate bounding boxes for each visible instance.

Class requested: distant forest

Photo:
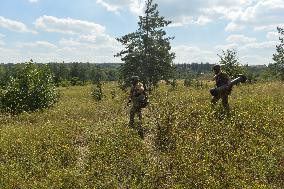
[0,62,268,87]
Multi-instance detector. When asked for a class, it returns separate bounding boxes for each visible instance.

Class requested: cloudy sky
[0,0,283,65]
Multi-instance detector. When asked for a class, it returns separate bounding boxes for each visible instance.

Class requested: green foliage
[218,49,246,78]
[0,82,283,188]
[59,79,71,87]
[0,65,7,87]
[90,66,105,85]
[116,0,175,89]
[0,62,58,115]
[246,71,257,83]
[184,74,194,87]
[272,27,284,81]
[147,83,284,188]
[110,89,116,99]
[168,79,177,91]
[70,77,83,86]
[184,75,207,89]
[194,80,204,89]
[92,83,103,101]
[91,68,105,101]
[45,62,119,86]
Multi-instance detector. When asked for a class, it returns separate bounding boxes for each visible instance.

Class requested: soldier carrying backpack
[127,76,148,138]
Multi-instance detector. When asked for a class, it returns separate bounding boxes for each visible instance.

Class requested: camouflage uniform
[211,72,231,110]
[129,81,145,138]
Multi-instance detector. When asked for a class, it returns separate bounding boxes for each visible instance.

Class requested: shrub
[0,62,58,115]
[59,79,71,87]
[92,83,103,101]
[70,77,84,86]
[184,76,193,87]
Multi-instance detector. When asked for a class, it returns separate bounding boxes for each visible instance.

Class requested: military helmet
[131,76,139,83]
[212,64,221,71]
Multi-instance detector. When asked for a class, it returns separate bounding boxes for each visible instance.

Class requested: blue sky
[0,0,283,65]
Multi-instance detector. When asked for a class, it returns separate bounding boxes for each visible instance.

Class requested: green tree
[0,61,58,115]
[0,65,7,87]
[272,27,284,81]
[115,0,175,89]
[70,62,80,78]
[90,66,104,101]
[218,49,245,78]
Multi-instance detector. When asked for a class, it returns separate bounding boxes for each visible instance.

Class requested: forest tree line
[0,61,277,88]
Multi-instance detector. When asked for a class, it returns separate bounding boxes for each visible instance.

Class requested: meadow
[0,81,283,188]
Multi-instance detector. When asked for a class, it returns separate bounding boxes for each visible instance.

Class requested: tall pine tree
[115,0,175,89]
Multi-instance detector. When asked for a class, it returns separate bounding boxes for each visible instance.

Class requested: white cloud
[214,39,278,64]
[195,16,212,26]
[0,33,5,47]
[96,0,120,13]
[0,16,36,33]
[96,0,144,15]
[59,38,82,47]
[242,41,278,50]
[56,36,122,62]
[59,33,119,47]
[78,33,117,45]
[215,43,239,51]
[0,47,22,63]
[170,15,212,27]
[226,34,257,44]
[239,55,266,65]
[173,45,216,63]
[11,31,123,63]
[28,0,39,3]
[2,0,283,64]
[0,40,5,46]
[94,0,284,31]
[79,35,97,43]
[266,31,280,41]
[225,22,245,31]
[226,0,284,31]
[35,15,105,35]
[16,41,57,49]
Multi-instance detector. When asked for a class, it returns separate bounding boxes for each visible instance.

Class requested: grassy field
[0,81,283,188]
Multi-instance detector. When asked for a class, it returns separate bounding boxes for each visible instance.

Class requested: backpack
[132,82,149,108]
[139,91,149,108]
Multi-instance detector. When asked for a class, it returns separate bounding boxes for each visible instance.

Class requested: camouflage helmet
[212,64,221,71]
[131,76,139,83]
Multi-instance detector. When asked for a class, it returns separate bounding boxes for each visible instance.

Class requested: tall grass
[0,82,283,188]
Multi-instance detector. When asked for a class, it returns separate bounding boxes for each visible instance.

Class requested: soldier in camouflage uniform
[128,76,145,138]
[211,65,231,111]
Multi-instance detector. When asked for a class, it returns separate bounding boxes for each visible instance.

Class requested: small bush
[59,79,71,87]
[71,77,84,86]
[184,78,192,87]
[92,83,103,101]
[0,62,58,115]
